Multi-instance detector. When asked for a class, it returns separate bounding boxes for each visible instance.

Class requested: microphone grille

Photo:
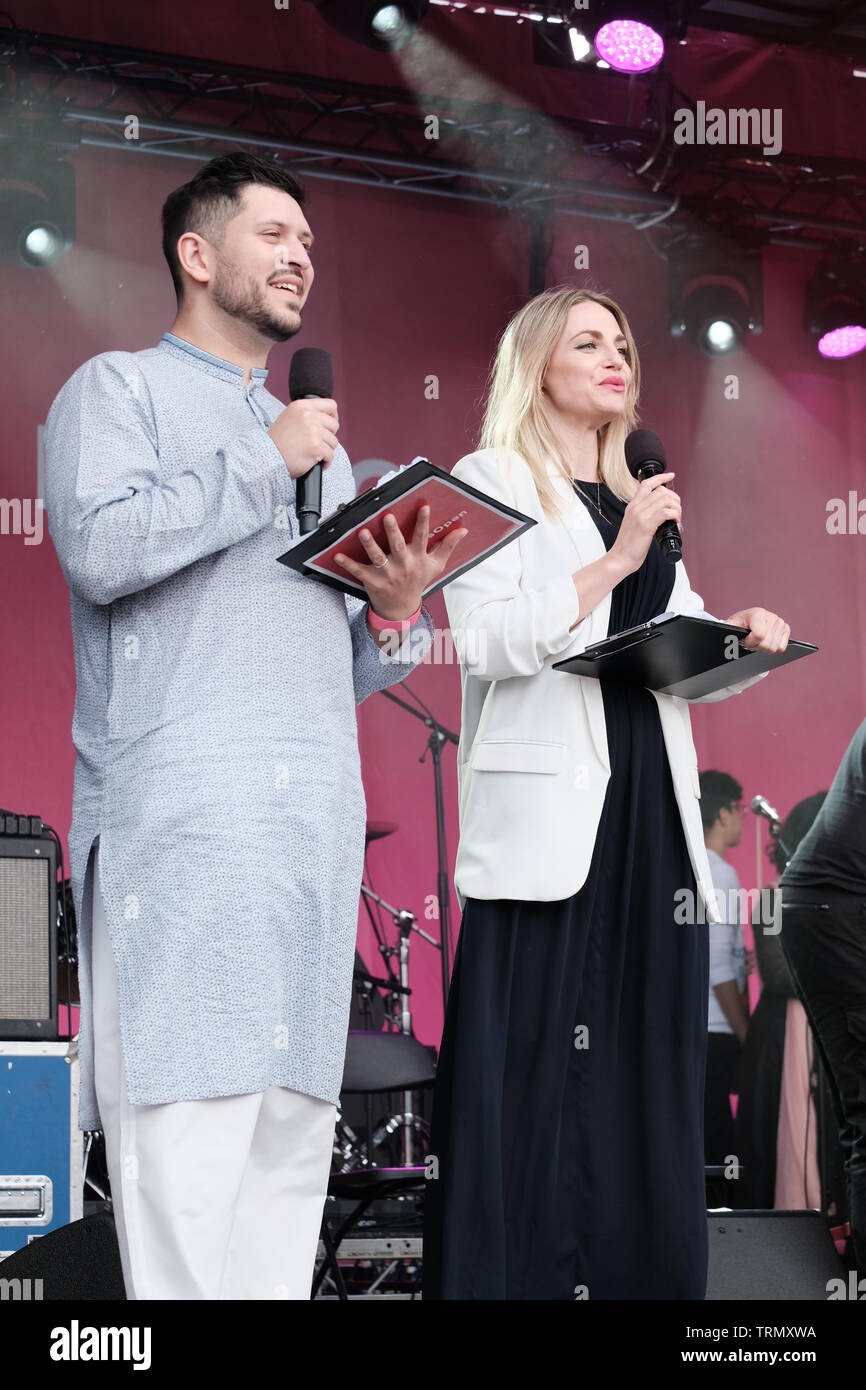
[289,347,333,400]
[624,429,667,478]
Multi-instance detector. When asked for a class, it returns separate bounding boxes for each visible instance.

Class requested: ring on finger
[360,528,389,566]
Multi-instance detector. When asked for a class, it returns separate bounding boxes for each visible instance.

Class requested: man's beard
[211,258,302,342]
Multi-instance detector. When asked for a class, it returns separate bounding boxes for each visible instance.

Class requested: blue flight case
[0,1038,83,1260]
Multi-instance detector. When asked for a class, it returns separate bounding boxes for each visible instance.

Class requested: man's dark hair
[699,769,743,832]
[767,791,828,875]
[161,152,306,305]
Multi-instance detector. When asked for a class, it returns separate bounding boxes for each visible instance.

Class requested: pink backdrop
[2,2,865,1052]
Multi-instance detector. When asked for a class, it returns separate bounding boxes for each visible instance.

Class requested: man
[43,152,466,1300]
[779,718,866,1277]
[700,770,752,1183]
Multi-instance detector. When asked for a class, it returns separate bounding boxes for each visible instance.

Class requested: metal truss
[1,23,864,267]
[439,0,866,55]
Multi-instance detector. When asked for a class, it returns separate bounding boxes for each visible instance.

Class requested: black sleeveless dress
[422,480,710,1300]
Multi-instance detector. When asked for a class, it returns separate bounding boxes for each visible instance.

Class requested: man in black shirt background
[779,718,866,1277]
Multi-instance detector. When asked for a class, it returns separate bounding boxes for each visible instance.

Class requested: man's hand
[334,505,468,622]
[723,607,790,653]
[267,398,340,480]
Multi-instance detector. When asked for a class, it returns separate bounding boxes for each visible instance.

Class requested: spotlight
[568,29,592,63]
[0,160,75,268]
[684,285,747,355]
[313,0,429,51]
[538,3,684,75]
[805,264,866,360]
[669,259,763,357]
[23,223,63,264]
[371,5,409,44]
[594,18,665,73]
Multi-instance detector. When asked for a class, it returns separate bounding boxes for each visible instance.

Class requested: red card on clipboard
[277,458,535,600]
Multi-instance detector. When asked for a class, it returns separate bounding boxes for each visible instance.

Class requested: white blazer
[443,449,770,924]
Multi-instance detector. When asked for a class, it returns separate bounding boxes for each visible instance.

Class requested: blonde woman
[422,287,790,1300]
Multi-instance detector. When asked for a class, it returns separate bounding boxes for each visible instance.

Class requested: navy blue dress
[423,480,710,1300]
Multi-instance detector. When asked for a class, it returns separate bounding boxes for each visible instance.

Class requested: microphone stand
[376,688,459,1011]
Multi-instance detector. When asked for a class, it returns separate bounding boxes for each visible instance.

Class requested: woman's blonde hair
[478,286,642,520]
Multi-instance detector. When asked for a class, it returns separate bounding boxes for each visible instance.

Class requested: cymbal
[365,820,399,844]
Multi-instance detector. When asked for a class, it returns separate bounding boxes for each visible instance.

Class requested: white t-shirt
[706,847,745,1035]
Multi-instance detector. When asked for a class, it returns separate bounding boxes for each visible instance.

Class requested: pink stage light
[818,324,866,359]
[594,19,665,73]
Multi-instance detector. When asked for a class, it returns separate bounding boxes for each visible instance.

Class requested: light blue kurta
[43,332,433,1132]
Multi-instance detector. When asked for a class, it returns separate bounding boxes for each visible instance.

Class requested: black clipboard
[276,458,535,600]
[552,612,817,698]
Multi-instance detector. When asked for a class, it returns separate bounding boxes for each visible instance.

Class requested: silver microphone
[751,794,781,829]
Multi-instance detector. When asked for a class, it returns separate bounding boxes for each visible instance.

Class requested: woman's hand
[723,608,790,653]
[611,471,681,576]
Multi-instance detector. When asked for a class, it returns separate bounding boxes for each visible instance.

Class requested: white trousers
[89,842,337,1300]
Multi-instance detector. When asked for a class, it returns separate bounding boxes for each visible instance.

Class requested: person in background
[735,794,827,1210]
[780,718,866,1276]
[700,770,752,1188]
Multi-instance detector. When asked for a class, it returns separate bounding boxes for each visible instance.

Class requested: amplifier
[0,835,58,1041]
[707,1210,845,1299]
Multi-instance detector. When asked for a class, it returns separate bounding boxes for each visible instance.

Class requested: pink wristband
[367,603,423,631]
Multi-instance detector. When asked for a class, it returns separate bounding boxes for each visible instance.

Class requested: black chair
[313,1031,436,1300]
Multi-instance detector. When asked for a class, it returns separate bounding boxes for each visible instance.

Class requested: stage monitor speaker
[707,1210,845,1299]
[0,835,58,1040]
[0,1205,125,1299]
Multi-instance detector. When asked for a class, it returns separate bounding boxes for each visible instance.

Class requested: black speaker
[0,835,58,1040]
[707,1210,845,1299]
[0,1206,125,1299]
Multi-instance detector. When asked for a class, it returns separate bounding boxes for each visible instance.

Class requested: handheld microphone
[289,347,334,535]
[751,794,781,829]
[624,429,682,564]
[752,793,795,865]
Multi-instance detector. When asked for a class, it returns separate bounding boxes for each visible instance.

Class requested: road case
[0,1037,82,1259]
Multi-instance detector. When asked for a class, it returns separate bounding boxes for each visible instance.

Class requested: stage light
[669,259,763,358]
[0,161,76,269]
[704,315,738,354]
[22,219,65,266]
[371,4,411,43]
[314,0,430,51]
[568,29,592,62]
[21,225,60,262]
[682,285,747,355]
[818,325,866,359]
[594,19,665,73]
[805,264,866,360]
[535,3,682,72]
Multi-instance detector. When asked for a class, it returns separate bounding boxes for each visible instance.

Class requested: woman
[422,286,790,1300]
[735,795,827,1210]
